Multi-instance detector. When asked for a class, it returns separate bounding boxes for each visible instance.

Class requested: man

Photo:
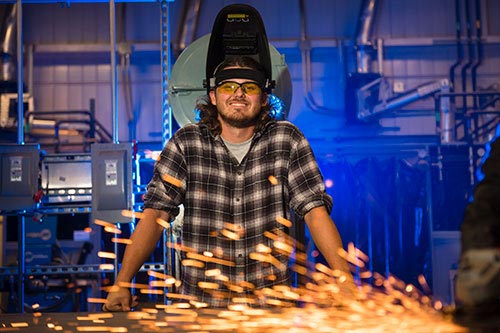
[103,56,353,310]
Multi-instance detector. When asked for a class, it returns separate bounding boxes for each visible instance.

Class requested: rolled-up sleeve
[143,137,186,219]
[288,134,333,218]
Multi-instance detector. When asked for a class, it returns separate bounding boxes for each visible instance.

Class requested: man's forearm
[115,208,168,284]
[304,206,351,276]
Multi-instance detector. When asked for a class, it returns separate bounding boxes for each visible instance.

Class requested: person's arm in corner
[103,208,169,311]
[304,205,356,294]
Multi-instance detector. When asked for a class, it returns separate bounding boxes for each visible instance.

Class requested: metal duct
[0,4,17,84]
[355,0,379,73]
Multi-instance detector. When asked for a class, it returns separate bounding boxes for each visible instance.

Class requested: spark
[275,216,292,228]
[273,240,294,255]
[220,228,240,240]
[268,175,279,185]
[186,252,235,267]
[150,280,174,288]
[205,269,221,277]
[161,173,183,187]
[147,270,176,284]
[181,259,205,268]
[256,243,272,253]
[99,264,115,270]
[198,281,220,290]
[249,252,287,270]
[104,225,121,234]
[97,251,117,259]
[155,217,171,229]
[139,289,164,295]
[203,251,214,257]
[93,219,115,229]
[86,298,107,304]
[120,210,143,219]
[111,237,132,245]
[161,293,198,301]
[165,241,197,253]
[117,282,150,289]
[338,247,366,268]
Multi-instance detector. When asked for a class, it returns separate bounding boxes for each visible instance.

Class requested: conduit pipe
[460,0,474,122]
[1,3,16,82]
[449,0,464,95]
[298,0,343,114]
[174,0,202,57]
[470,0,483,107]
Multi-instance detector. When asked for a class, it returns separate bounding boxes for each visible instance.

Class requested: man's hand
[102,286,138,312]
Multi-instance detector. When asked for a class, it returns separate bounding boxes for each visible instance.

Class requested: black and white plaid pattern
[144,120,332,307]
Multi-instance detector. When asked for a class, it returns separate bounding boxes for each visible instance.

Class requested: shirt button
[237,171,242,176]
[235,198,240,202]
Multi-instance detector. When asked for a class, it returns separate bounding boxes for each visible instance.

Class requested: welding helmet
[204,4,275,94]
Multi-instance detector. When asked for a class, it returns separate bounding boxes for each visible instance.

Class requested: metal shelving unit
[0,0,174,313]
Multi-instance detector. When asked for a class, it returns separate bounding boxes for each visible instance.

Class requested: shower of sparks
[7,206,471,333]
[89,217,467,333]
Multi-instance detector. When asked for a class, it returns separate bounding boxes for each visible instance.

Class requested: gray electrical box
[91,143,133,223]
[0,144,40,212]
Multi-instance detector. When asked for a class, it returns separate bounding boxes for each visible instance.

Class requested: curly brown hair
[196,56,273,135]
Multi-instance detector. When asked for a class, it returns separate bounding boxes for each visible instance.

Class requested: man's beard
[218,108,261,128]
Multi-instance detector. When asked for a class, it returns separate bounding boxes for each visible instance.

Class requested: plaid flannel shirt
[144,120,332,307]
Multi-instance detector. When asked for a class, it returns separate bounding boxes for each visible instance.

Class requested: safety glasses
[216,81,262,95]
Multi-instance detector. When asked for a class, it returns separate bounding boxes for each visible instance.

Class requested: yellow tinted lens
[217,81,262,95]
[241,83,261,95]
[218,82,238,94]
